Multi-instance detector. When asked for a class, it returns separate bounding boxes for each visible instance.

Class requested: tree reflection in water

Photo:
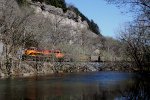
[0,72,149,100]
[116,74,150,100]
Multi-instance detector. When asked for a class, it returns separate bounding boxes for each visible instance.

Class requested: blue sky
[65,0,133,38]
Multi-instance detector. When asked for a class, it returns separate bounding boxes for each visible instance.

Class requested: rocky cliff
[0,0,104,78]
[30,1,89,32]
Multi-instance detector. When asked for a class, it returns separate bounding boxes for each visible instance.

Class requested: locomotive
[22,47,64,61]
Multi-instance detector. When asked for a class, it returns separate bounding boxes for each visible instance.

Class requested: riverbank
[0,61,144,79]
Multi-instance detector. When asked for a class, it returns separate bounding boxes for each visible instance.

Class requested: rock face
[30,2,88,30]
[0,0,104,78]
[0,60,139,78]
[30,1,101,52]
[0,61,100,78]
[0,42,3,56]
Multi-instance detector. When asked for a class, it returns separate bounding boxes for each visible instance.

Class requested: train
[22,47,64,61]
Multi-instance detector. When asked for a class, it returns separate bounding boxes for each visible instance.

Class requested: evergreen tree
[68,5,101,35]
[89,20,100,35]
[32,0,67,12]
[32,0,44,3]
[46,0,67,12]
[16,0,28,6]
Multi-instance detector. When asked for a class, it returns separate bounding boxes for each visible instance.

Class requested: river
[0,72,149,100]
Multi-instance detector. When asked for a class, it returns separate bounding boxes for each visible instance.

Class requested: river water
[0,72,149,100]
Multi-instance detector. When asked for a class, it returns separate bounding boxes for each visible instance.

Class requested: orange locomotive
[22,47,64,61]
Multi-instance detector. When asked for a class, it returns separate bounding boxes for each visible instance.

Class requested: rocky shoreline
[0,61,140,79]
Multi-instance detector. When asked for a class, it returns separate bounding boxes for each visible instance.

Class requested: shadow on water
[115,73,150,100]
[0,72,150,100]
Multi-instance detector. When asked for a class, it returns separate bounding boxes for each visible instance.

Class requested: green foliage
[32,0,67,12]
[89,20,100,35]
[68,5,101,35]
[46,0,67,12]
[32,0,44,3]
[16,0,28,6]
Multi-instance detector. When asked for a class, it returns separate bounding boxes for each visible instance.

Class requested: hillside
[28,1,104,60]
[0,0,105,61]
[0,0,124,77]
[16,0,101,35]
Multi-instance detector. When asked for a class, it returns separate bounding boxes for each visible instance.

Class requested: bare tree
[119,21,150,70]
[106,0,150,70]
[0,0,34,74]
[105,0,150,24]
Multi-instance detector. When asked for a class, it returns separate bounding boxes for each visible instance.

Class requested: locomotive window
[29,47,37,50]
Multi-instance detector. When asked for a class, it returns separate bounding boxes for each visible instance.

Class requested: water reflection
[0,72,149,100]
[116,74,150,100]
